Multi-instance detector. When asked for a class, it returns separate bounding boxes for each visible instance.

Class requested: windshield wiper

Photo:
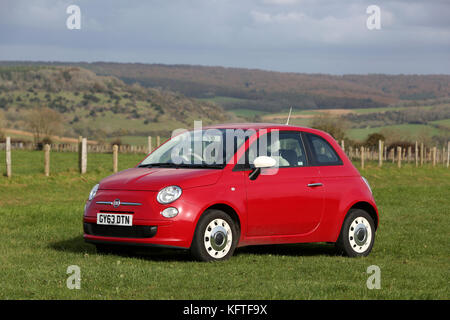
[138,163,224,169]
[138,163,180,168]
[176,163,224,169]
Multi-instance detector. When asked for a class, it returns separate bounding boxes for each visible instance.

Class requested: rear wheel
[190,209,239,262]
[336,209,375,257]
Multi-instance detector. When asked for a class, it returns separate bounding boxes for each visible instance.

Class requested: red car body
[83,124,378,256]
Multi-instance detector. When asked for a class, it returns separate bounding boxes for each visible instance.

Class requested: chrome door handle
[307,183,323,187]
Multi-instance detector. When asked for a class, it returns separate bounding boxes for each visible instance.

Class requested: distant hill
[91,64,449,110]
[2,61,449,113]
[1,61,449,145]
[0,65,231,141]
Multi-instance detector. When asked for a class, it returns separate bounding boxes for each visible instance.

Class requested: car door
[243,130,324,236]
[302,132,349,230]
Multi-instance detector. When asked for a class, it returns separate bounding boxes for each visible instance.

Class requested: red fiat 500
[83,124,378,261]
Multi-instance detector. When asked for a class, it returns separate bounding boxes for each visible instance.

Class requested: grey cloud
[0,0,448,73]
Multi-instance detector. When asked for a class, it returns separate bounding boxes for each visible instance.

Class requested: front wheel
[190,209,239,262]
[335,209,376,257]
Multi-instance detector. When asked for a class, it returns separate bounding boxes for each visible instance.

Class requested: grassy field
[228,105,450,142]
[199,96,252,106]
[228,108,269,118]
[0,151,449,299]
[346,124,444,141]
[249,106,418,119]
[431,118,450,129]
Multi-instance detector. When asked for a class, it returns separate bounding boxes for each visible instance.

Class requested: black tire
[335,209,376,257]
[190,209,239,262]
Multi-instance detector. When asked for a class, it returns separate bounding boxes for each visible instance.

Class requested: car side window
[305,133,342,165]
[245,131,307,168]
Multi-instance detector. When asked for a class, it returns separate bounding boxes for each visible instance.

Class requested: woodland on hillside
[0,62,449,147]
[0,66,230,142]
[2,62,449,112]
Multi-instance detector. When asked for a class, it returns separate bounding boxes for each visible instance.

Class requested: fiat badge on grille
[113,199,121,208]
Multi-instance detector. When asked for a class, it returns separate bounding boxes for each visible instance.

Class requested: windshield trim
[138,128,252,169]
[137,163,225,169]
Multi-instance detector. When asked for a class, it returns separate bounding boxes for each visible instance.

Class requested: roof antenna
[285,107,292,125]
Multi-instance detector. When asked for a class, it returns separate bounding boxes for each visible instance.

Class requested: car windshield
[138,129,249,168]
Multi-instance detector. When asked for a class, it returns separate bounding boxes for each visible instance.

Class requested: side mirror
[253,156,276,168]
[249,156,276,180]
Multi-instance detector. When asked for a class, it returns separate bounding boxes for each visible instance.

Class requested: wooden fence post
[420,143,424,166]
[113,145,118,173]
[397,146,402,168]
[443,146,445,165]
[341,140,345,153]
[6,136,11,178]
[447,141,449,168]
[415,141,418,167]
[432,147,437,167]
[80,138,87,174]
[44,144,50,177]
[407,146,411,163]
[156,136,161,148]
[361,146,365,169]
[147,136,152,154]
[78,136,82,172]
[378,140,383,167]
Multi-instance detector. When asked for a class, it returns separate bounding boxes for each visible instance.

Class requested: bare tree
[26,107,63,144]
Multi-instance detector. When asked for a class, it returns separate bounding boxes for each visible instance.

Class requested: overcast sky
[0,0,449,74]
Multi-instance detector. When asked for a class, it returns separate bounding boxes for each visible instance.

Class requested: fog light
[161,207,179,218]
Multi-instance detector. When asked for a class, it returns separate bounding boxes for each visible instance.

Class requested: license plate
[97,213,133,226]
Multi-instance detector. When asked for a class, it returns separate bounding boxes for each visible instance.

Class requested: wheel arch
[204,203,242,236]
[189,203,243,261]
[347,201,379,230]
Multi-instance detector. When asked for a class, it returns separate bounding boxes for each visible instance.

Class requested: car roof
[202,123,329,137]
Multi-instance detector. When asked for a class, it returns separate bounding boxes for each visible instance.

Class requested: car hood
[99,167,224,191]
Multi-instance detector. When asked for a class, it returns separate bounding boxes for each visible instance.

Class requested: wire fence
[0,137,449,178]
[339,140,450,169]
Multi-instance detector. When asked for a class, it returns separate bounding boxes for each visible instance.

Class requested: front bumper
[82,218,191,248]
[83,223,157,238]
[83,189,198,249]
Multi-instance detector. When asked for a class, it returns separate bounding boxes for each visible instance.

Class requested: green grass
[287,118,313,127]
[228,108,269,118]
[2,150,144,176]
[0,151,449,299]
[105,135,169,147]
[431,118,450,129]
[349,106,434,114]
[198,96,251,105]
[264,105,436,118]
[255,105,450,142]
[347,124,445,141]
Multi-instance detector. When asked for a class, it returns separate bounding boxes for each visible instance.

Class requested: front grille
[98,210,134,214]
[84,223,157,238]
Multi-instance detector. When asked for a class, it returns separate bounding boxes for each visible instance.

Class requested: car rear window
[305,133,342,166]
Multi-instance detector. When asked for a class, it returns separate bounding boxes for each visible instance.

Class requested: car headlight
[361,177,372,194]
[157,186,182,204]
[88,184,99,201]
